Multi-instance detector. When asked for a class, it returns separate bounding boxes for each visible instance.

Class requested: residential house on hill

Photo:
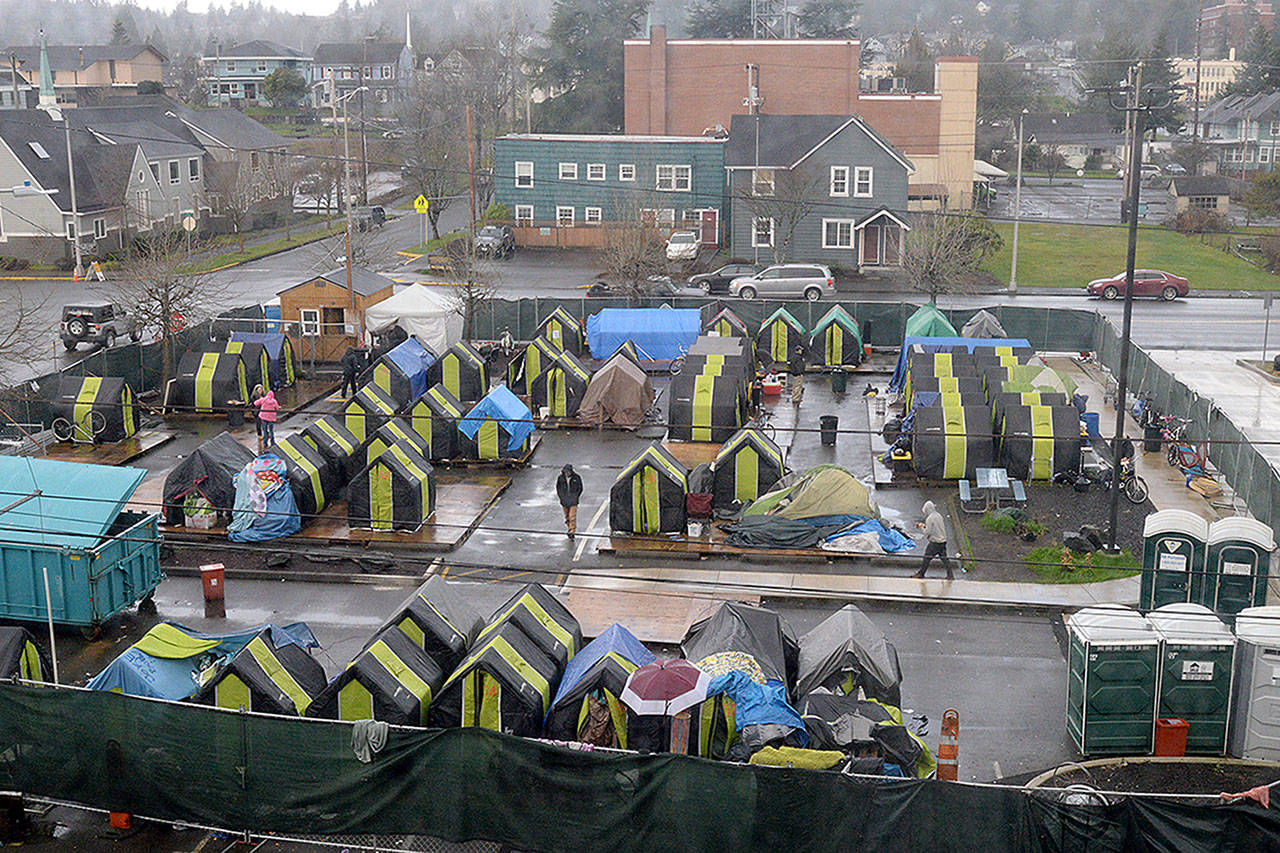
[1201,92,1280,175]
[3,42,166,106]
[199,40,311,107]
[1020,113,1124,170]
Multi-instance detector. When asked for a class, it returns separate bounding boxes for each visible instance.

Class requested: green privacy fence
[469,298,1101,352]
[0,684,1276,851]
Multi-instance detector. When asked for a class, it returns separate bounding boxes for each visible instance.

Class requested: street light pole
[334,85,367,345]
[1009,110,1027,294]
[63,118,83,280]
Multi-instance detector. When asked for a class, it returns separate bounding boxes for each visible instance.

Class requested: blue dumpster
[0,457,163,629]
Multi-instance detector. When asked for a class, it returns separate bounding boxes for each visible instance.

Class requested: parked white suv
[728,263,836,301]
[665,230,700,261]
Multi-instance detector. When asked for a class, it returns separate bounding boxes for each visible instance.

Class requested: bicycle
[52,411,107,444]
[1158,416,1192,467]
[748,410,777,443]
[1105,457,1150,504]
[668,343,690,376]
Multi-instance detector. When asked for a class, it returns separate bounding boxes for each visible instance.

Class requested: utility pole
[466,104,476,229]
[63,118,82,280]
[10,54,19,107]
[1010,109,1027,294]
[359,40,370,206]
[1240,111,1250,179]
[1193,0,1204,139]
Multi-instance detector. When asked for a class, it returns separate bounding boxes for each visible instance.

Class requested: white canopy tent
[363,283,463,355]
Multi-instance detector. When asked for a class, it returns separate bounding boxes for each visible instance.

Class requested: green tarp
[903,304,957,339]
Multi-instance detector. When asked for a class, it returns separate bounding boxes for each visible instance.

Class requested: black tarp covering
[477,583,583,679]
[712,428,785,511]
[797,693,921,772]
[342,383,399,443]
[528,350,591,418]
[668,371,744,442]
[192,630,327,716]
[907,350,977,377]
[50,376,137,442]
[990,391,1069,431]
[162,432,256,525]
[301,416,362,481]
[360,418,432,471]
[166,350,248,413]
[217,339,271,394]
[381,576,485,674]
[912,405,996,480]
[682,602,800,691]
[2,683,1280,849]
[306,627,444,725]
[0,627,51,681]
[425,341,489,404]
[721,515,841,549]
[796,605,903,707]
[908,375,984,403]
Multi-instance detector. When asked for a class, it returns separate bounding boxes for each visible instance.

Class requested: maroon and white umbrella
[620,658,711,716]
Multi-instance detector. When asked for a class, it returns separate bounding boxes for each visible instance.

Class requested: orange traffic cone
[937,708,960,781]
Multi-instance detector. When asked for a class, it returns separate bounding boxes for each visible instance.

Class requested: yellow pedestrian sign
[414,195,430,213]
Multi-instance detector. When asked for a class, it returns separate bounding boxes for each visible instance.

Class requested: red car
[1085,269,1189,301]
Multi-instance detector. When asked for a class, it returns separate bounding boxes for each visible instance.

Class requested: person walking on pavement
[788,344,806,407]
[556,464,583,540]
[253,386,279,449]
[340,346,363,398]
[914,500,954,580]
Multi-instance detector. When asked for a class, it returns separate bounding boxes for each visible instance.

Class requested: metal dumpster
[0,457,163,630]
[1066,605,1160,755]
[1140,509,1208,610]
[1202,517,1274,616]
[1148,603,1236,755]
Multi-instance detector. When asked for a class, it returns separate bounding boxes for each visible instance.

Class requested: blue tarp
[384,338,438,399]
[228,455,301,542]
[231,332,289,384]
[0,457,145,550]
[586,309,701,360]
[87,621,318,700]
[459,385,535,451]
[825,519,916,553]
[548,624,655,719]
[707,671,809,746]
[888,336,1033,391]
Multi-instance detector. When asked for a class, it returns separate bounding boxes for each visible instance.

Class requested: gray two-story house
[724,114,912,270]
[493,133,726,247]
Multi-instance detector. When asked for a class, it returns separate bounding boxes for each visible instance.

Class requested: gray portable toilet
[1066,605,1160,755]
[1203,517,1275,617]
[1140,510,1209,610]
[1229,606,1280,759]
[1148,603,1236,755]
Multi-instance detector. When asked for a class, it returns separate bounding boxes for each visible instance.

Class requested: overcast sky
[133,0,345,15]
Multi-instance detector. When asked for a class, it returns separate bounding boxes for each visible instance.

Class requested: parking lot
[988,176,1172,225]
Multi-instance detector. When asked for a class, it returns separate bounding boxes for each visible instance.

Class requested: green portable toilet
[1066,605,1160,755]
[1228,606,1280,760]
[1203,517,1275,617]
[1147,603,1236,755]
[1140,510,1209,610]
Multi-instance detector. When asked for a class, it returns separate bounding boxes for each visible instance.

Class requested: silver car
[728,263,836,301]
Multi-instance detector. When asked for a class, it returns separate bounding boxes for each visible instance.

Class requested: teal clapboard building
[493,134,726,243]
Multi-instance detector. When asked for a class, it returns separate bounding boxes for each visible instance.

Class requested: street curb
[185,227,344,274]
[0,275,76,281]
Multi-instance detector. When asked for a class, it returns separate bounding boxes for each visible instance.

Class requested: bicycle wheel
[52,417,74,442]
[88,411,107,437]
[669,355,685,376]
[1166,443,1179,466]
[1125,475,1149,504]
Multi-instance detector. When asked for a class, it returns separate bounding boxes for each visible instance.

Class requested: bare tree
[732,166,825,263]
[446,241,498,340]
[597,202,670,305]
[400,78,466,242]
[0,292,50,385]
[292,138,345,224]
[1040,143,1068,185]
[901,211,1004,303]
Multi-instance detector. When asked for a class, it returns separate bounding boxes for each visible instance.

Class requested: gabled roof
[1021,112,1120,147]
[212,41,308,60]
[0,110,140,213]
[165,101,287,151]
[280,267,395,297]
[724,113,913,172]
[69,106,205,160]
[1202,91,1280,125]
[5,43,167,71]
[1170,175,1230,197]
[314,42,407,65]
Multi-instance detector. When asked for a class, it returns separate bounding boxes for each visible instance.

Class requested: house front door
[861,224,881,265]
[699,210,719,246]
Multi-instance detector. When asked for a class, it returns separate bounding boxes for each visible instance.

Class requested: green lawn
[1025,545,1141,584]
[181,224,344,273]
[401,231,466,256]
[983,221,1280,290]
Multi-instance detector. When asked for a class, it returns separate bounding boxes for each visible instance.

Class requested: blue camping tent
[459,385,535,457]
[889,336,1032,392]
[366,338,438,405]
[548,624,655,719]
[231,331,296,387]
[87,621,318,700]
[545,623,655,742]
[586,309,701,360]
[228,455,302,541]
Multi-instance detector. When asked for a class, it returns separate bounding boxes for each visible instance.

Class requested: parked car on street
[1086,269,1189,301]
[353,206,386,231]
[60,303,141,351]
[665,230,700,261]
[474,224,515,259]
[728,263,836,301]
[586,277,703,298]
[1164,163,1187,175]
[689,262,763,294]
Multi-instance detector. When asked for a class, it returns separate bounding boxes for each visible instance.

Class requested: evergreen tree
[1143,28,1184,135]
[893,28,934,93]
[685,0,753,38]
[111,17,132,45]
[1230,25,1280,95]
[796,0,860,38]
[1082,32,1138,130]
[976,40,1043,125]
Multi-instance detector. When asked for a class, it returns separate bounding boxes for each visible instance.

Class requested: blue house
[200,40,311,107]
[493,133,726,247]
[724,114,913,270]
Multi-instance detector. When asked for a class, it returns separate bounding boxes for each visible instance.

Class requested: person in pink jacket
[252,385,279,448]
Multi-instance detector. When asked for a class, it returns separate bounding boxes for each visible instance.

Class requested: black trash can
[820,415,839,446]
[226,402,245,429]
[831,368,847,394]
[1143,424,1162,453]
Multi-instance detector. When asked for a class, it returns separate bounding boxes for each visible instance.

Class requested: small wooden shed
[278,267,395,363]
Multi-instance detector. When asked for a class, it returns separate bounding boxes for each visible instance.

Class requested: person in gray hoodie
[913,500,954,580]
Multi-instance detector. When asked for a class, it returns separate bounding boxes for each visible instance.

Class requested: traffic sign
[182,214,197,232]
[413,195,430,213]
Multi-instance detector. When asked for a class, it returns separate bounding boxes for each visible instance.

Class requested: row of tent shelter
[62,581,931,775]
[163,333,298,414]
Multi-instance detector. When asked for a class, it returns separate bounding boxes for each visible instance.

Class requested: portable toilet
[1147,603,1236,755]
[1229,606,1280,760]
[1066,605,1160,755]
[1202,517,1274,616]
[1140,510,1209,610]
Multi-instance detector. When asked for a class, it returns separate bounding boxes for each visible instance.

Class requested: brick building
[1200,0,1274,57]
[623,27,978,209]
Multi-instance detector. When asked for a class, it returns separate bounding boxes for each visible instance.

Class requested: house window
[257,61,268,73]
[1271,121,1280,136]
[619,163,635,181]
[556,206,575,227]
[822,219,855,249]
[225,62,235,73]
[299,308,321,336]
[585,206,602,223]
[250,152,260,170]
[169,160,180,184]
[515,161,533,188]
[188,158,200,181]
[586,163,605,181]
[66,222,76,240]
[515,204,533,224]
[1189,196,1219,210]
[93,218,106,239]
[752,168,775,196]
[149,162,160,183]
[751,216,774,248]
[382,65,392,78]
[1228,149,1243,162]
[830,166,849,197]
[559,162,577,181]
[341,69,352,80]
[376,89,388,103]
[854,167,873,197]
[656,164,691,191]
[135,190,150,220]
[1263,147,1273,164]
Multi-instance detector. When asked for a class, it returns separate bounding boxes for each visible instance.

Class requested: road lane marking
[574,497,609,562]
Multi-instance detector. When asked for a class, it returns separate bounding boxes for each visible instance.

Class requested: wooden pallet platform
[661,441,722,469]
[431,433,542,469]
[40,429,174,466]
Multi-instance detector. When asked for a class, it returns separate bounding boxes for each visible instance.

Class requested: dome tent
[0,626,51,682]
[193,628,327,716]
[429,621,559,736]
[536,306,585,355]
[508,336,561,396]
[307,626,445,726]
[348,441,435,532]
[162,432,256,526]
[342,382,399,443]
[610,442,689,534]
[912,405,995,480]
[165,350,248,414]
[358,417,431,471]
[409,384,470,460]
[529,349,591,418]
[682,602,800,690]
[712,427,785,510]
[577,355,655,428]
[425,340,488,403]
[808,306,863,367]
[743,465,879,521]
[363,337,437,408]
[544,624,656,746]
[904,304,957,338]
[756,307,807,364]
[301,415,362,481]
[51,376,137,443]
[961,309,1007,338]
[230,331,297,388]
[796,604,902,707]
[476,583,584,680]
[270,432,341,518]
[381,575,485,674]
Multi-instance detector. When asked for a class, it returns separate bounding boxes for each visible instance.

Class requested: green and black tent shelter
[989,391,1069,433]
[426,341,488,403]
[219,339,272,393]
[302,415,362,481]
[409,384,469,460]
[668,370,743,442]
[544,623,655,747]
[231,332,297,388]
[51,376,137,443]
[712,427,786,510]
[348,441,436,532]
[529,349,591,418]
[429,621,559,736]
[270,432,341,518]
[757,307,807,364]
[704,306,749,338]
[508,336,561,396]
[342,382,399,443]
[610,443,689,534]
[999,404,1082,481]
[911,405,995,480]
[537,306,584,356]
[809,306,863,368]
[382,575,486,674]
[307,626,445,726]
[0,627,52,682]
[476,583,583,679]
[166,349,249,414]
[193,629,327,716]
[606,339,646,369]
[359,417,432,471]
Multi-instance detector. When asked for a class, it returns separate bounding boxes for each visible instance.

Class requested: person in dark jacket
[556,464,583,540]
[340,346,364,397]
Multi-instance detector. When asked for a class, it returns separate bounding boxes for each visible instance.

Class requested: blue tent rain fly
[364,338,438,407]
[586,308,701,360]
[227,455,302,541]
[544,623,656,745]
[459,385,535,459]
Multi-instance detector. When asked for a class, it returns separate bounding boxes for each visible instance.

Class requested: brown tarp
[578,356,655,428]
